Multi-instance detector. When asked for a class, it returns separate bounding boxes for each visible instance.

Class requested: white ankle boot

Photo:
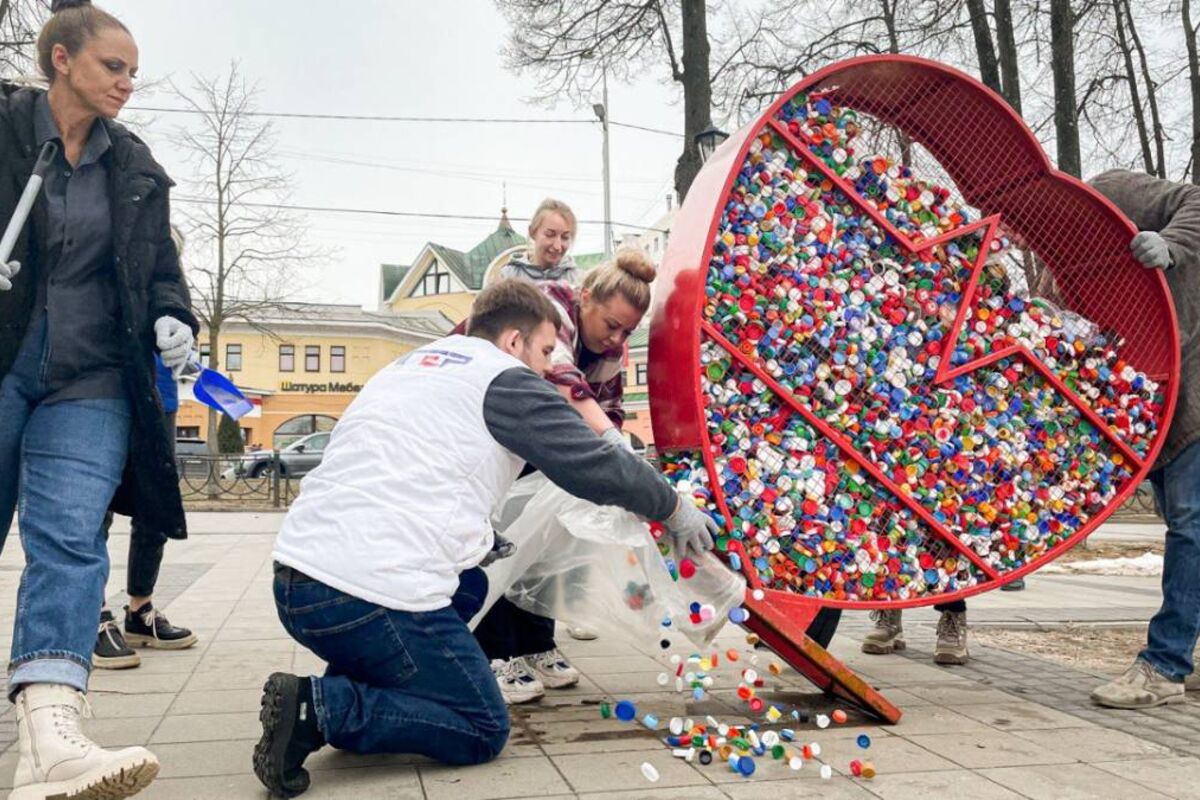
[11,683,159,799]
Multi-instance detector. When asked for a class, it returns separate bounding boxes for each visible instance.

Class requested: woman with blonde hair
[501,198,580,287]
[477,248,661,704]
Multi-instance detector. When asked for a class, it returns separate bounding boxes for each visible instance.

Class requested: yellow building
[176,303,452,449]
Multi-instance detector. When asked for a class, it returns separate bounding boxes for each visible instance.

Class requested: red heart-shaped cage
[649,55,1179,611]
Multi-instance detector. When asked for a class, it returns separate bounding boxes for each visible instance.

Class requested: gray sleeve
[483,367,679,521]
[1091,169,1200,273]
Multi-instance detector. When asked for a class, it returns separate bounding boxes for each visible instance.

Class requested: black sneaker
[254,672,326,798]
[93,609,141,669]
[124,602,198,650]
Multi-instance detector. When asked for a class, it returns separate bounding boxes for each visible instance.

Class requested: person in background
[0,2,196,796]
[255,279,716,797]
[94,353,197,670]
[1088,169,1200,709]
[474,248,655,703]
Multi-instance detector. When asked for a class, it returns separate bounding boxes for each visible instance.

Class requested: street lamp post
[694,125,730,165]
[592,70,613,257]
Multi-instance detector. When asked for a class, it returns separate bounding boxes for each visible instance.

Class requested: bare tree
[0,0,48,78]
[495,0,762,201]
[995,0,1023,112]
[1050,0,1082,176]
[1181,0,1200,183]
[171,62,321,455]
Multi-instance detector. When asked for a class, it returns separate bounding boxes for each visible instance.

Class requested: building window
[200,343,211,368]
[226,343,242,371]
[279,344,295,372]
[305,345,320,372]
[331,345,346,373]
[412,261,452,297]
[636,363,648,385]
[176,426,200,439]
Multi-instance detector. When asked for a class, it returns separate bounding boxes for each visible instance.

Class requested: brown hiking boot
[861,609,905,654]
[934,610,969,665]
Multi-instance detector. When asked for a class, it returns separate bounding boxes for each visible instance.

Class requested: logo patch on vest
[417,350,473,368]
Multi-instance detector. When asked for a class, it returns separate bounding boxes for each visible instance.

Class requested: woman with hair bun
[0,1,196,796]
[476,248,669,704]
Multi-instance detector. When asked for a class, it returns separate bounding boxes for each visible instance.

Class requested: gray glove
[481,531,515,568]
[1131,231,1171,270]
[602,426,635,453]
[154,315,194,373]
[663,497,719,560]
[0,260,19,291]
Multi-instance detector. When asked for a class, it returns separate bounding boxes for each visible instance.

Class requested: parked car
[220,431,331,480]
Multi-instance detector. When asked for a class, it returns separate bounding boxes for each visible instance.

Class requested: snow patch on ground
[1041,552,1163,577]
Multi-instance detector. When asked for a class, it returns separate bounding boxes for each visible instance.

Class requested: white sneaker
[567,625,599,641]
[526,648,581,689]
[11,683,159,800]
[492,658,545,705]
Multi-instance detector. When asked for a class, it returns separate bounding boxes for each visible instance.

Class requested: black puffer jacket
[0,83,198,539]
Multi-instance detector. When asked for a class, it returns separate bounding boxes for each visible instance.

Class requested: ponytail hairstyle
[581,248,657,314]
[37,0,129,83]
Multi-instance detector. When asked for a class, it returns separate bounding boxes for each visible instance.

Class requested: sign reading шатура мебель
[279,381,364,394]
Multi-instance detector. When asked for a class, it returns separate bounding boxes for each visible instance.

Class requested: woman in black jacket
[0,2,195,797]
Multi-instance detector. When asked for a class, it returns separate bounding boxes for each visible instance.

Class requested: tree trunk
[1122,0,1165,177]
[1050,0,1081,177]
[995,0,1023,113]
[1186,0,1200,185]
[673,0,712,202]
[1112,0,1154,174]
[966,0,1002,95]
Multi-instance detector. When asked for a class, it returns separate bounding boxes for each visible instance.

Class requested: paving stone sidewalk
[0,514,1195,799]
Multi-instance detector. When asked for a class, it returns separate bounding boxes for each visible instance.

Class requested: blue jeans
[1143,437,1200,681]
[273,564,509,764]
[0,318,130,696]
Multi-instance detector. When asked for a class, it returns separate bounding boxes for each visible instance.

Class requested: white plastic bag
[469,474,746,648]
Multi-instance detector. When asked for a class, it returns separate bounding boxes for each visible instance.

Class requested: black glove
[481,531,516,567]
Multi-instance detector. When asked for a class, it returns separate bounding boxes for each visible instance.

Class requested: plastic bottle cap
[820,764,833,780]
[614,700,637,721]
[640,762,660,782]
[857,734,871,749]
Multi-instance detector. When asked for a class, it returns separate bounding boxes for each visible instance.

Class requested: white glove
[154,316,194,372]
[0,260,20,292]
[602,427,635,453]
[1131,231,1171,270]
[663,496,719,560]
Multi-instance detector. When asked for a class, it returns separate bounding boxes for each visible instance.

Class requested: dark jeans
[474,596,557,661]
[101,412,175,599]
[273,564,508,764]
[1143,438,1200,681]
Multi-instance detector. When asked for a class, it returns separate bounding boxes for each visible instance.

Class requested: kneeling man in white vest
[252,278,718,798]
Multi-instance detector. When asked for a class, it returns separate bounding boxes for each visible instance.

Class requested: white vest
[273,335,527,612]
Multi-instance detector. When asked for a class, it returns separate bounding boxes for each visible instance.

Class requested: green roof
[380,264,409,301]
[628,326,649,349]
[465,223,525,288]
[574,252,607,271]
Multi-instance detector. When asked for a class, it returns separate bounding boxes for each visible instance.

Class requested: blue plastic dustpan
[183,359,254,420]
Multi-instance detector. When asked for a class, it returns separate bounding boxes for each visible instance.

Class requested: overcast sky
[101,1,687,309]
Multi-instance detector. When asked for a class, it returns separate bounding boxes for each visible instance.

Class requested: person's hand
[0,260,20,291]
[1131,231,1171,270]
[154,316,193,373]
[664,497,718,560]
[481,531,516,567]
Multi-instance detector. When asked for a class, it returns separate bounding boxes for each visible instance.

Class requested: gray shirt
[29,92,125,401]
[483,366,678,522]
[1091,170,1200,467]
